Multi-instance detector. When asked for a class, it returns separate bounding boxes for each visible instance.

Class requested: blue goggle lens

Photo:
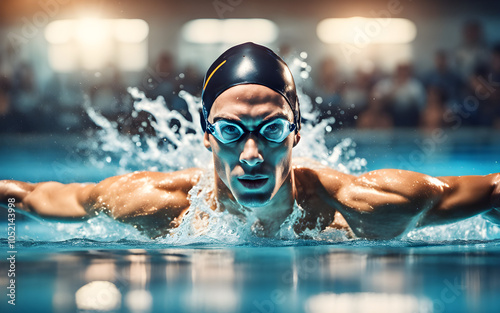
[207,119,296,144]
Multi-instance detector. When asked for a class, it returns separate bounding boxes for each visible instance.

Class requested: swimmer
[1,42,500,239]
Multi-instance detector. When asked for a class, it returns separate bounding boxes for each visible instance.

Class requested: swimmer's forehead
[209,84,293,125]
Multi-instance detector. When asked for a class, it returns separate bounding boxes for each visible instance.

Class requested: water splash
[406,215,500,241]
[84,88,211,173]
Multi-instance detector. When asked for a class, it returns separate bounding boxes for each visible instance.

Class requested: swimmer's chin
[234,195,272,209]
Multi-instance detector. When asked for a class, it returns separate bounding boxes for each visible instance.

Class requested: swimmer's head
[201,42,301,132]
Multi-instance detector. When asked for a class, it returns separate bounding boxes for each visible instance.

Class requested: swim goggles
[206,118,296,144]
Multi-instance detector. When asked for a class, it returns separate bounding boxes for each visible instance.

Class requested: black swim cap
[201,42,301,132]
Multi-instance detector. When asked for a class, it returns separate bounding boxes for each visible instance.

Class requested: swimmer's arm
[321,169,500,239]
[0,180,94,218]
[419,173,500,226]
[0,168,203,237]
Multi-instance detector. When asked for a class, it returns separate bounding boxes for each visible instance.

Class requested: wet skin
[1,84,500,239]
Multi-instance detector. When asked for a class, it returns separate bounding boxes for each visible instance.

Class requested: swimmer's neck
[213,170,296,236]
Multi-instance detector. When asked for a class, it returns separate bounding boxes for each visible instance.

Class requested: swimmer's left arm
[419,173,500,226]
[319,169,500,239]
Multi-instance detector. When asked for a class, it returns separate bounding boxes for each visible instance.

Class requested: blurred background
[0,0,499,134]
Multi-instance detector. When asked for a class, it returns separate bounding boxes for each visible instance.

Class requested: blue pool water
[1,129,500,313]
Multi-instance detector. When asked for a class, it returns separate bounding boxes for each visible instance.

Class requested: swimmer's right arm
[0,168,204,238]
[0,180,94,218]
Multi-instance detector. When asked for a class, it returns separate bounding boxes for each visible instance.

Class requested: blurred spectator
[0,76,8,116]
[356,92,393,129]
[278,43,292,60]
[90,65,130,117]
[340,69,373,127]
[420,86,449,131]
[143,51,177,101]
[455,20,490,81]
[0,53,9,117]
[425,50,463,102]
[142,51,191,121]
[490,44,500,128]
[312,57,344,126]
[179,64,203,97]
[9,62,40,131]
[464,44,500,128]
[372,63,426,127]
[491,44,500,83]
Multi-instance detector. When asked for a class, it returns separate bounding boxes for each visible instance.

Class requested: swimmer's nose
[239,136,264,166]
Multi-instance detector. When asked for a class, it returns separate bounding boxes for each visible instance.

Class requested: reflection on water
[75,281,122,311]
[7,243,500,313]
[305,292,432,313]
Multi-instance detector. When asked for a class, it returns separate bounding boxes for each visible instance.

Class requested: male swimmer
[1,42,500,239]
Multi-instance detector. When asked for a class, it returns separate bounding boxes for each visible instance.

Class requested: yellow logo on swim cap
[203,60,227,91]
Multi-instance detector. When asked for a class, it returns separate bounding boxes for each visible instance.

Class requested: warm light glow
[81,39,113,70]
[317,17,417,44]
[182,19,278,44]
[114,19,149,43]
[45,19,149,72]
[222,19,278,43]
[76,18,111,44]
[182,19,221,44]
[44,20,73,44]
[117,42,148,71]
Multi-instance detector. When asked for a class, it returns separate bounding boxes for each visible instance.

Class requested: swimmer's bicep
[329,169,441,211]
[114,192,190,239]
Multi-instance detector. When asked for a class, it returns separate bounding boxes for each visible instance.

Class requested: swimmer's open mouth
[238,177,269,189]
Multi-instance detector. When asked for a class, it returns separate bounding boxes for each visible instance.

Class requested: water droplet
[300,51,308,59]
[315,97,323,104]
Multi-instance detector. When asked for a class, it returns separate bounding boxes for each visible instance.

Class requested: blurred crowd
[308,21,500,131]
[1,20,499,134]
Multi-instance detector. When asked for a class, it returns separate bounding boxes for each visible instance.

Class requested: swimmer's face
[204,84,300,208]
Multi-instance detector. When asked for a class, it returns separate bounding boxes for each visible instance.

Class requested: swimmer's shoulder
[154,168,205,192]
[92,168,204,197]
[292,157,354,193]
[88,168,205,233]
